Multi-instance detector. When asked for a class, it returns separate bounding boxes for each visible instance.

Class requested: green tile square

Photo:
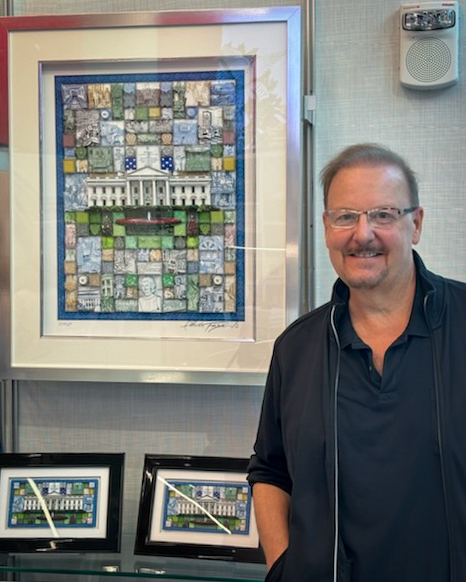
[186,149,210,172]
[101,297,115,312]
[72,482,84,494]
[138,133,160,145]
[162,236,174,249]
[174,224,186,236]
[88,147,113,172]
[163,274,175,287]
[112,105,124,121]
[112,83,123,99]
[89,212,101,224]
[135,107,149,120]
[76,212,89,224]
[126,274,138,287]
[90,224,101,236]
[139,236,161,249]
[211,144,223,158]
[102,237,114,249]
[187,236,199,249]
[211,210,224,223]
[113,212,126,236]
[187,274,200,311]
[200,224,211,235]
[76,147,88,159]
[199,212,210,224]
[224,210,236,223]
[174,210,186,223]
[126,236,138,249]
[65,212,76,224]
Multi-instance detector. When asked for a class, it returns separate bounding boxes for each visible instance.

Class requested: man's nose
[352,213,376,242]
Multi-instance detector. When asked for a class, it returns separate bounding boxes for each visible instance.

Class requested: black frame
[0,453,124,553]
[135,455,264,563]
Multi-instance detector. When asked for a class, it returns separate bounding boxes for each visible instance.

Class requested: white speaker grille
[406,38,452,83]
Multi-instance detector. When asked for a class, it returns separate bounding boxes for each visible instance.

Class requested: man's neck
[348,265,417,324]
[347,266,417,375]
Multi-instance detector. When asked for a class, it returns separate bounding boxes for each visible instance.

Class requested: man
[248,143,466,582]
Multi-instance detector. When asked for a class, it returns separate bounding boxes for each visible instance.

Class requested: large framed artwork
[0,453,124,552]
[134,455,263,563]
[0,8,302,384]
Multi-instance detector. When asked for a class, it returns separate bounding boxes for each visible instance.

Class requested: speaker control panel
[400,2,459,90]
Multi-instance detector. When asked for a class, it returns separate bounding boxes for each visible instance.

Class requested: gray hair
[320,143,419,208]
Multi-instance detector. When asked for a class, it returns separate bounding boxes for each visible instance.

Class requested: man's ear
[412,206,424,245]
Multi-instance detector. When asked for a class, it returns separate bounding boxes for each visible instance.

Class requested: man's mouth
[348,251,382,258]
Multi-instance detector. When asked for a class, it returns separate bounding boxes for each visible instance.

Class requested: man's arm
[253,482,291,570]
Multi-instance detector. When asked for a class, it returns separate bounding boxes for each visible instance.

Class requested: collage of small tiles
[56,71,245,320]
[163,480,251,535]
[8,479,98,528]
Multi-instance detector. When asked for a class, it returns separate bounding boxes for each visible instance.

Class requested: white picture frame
[0,8,302,384]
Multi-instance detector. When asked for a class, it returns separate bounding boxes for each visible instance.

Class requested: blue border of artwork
[161,479,251,536]
[54,70,245,322]
[7,478,99,529]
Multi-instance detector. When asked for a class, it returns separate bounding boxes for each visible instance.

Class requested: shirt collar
[337,273,429,350]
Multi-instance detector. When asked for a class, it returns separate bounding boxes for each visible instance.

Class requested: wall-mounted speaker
[400,2,459,90]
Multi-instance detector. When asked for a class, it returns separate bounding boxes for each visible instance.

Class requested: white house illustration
[85,167,212,208]
[23,493,85,512]
[177,495,237,518]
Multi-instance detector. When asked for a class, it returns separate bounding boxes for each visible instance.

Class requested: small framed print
[135,455,263,563]
[0,453,124,553]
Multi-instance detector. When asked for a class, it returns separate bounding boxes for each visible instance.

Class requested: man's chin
[341,271,388,290]
[345,279,381,290]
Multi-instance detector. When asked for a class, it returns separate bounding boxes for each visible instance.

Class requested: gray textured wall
[314,0,466,305]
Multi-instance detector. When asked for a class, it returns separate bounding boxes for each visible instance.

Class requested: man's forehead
[326,163,412,211]
[329,163,409,193]
[333,162,405,180]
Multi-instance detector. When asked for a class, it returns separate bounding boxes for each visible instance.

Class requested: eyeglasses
[324,206,418,229]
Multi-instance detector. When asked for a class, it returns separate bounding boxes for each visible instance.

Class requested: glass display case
[0,536,266,581]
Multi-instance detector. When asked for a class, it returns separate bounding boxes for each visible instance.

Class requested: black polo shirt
[337,280,450,582]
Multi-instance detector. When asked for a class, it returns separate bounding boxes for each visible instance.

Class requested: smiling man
[248,144,466,582]
[324,164,422,294]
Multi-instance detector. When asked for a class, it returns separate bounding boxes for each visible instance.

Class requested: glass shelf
[0,534,266,581]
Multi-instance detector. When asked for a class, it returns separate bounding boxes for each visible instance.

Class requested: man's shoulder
[274,301,333,350]
[419,261,466,328]
[442,274,466,293]
[439,274,466,310]
[417,253,466,297]
[424,265,466,299]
